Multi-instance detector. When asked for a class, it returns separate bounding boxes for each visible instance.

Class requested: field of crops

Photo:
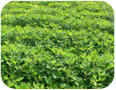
[1,1,114,89]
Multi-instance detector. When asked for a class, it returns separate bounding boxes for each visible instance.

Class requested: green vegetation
[1,1,114,89]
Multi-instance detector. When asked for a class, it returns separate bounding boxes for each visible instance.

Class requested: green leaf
[4,75,8,80]
[16,77,24,82]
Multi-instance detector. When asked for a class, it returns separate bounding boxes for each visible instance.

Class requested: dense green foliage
[1,1,114,89]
